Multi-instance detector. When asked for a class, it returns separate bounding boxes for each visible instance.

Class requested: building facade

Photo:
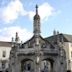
[0,34,72,72]
[46,33,72,72]
[9,5,67,72]
[0,41,11,72]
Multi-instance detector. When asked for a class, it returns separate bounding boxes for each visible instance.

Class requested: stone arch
[41,58,54,72]
[21,58,34,72]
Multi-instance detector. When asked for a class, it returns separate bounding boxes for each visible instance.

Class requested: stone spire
[53,29,56,35]
[36,5,38,14]
[61,35,64,44]
[15,32,19,43]
[11,37,14,47]
[33,5,40,36]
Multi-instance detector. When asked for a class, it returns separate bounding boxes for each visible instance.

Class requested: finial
[12,37,14,42]
[57,34,60,44]
[57,31,59,35]
[15,32,19,43]
[53,29,56,35]
[61,35,64,44]
[21,41,23,44]
[11,37,14,47]
[36,4,38,14]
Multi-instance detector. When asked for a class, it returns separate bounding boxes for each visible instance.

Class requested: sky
[0,0,72,42]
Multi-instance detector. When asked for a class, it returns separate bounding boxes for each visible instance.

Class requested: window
[2,51,6,57]
[27,63,31,71]
[2,61,6,69]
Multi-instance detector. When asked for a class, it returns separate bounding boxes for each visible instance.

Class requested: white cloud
[28,3,55,21]
[0,0,27,23]
[28,11,35,20]
[0,26,33,42]
[0,1,57,42]
[0,0,56,23]
[39,3,55,20]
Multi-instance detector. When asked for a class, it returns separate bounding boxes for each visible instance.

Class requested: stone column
[34,53,41,72]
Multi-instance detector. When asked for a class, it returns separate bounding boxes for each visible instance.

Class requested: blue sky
[0,0,72,42]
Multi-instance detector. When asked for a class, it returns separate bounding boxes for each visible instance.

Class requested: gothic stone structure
[9,5,67,72]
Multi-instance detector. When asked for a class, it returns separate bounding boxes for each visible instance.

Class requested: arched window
[41,60,53,72]
[21,59,34,72]
[2,50,6,57]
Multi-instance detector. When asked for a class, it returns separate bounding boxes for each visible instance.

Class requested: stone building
[0,41,11,72]
[9,5,67,72]
[46,33,72,72]
[0,34,72,72]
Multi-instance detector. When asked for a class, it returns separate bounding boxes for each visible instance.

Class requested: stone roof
[0,41,11,47]
[0,33,72,48]
[45,33,72,43]
[20,35,55,49]
[23,35,51,45]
